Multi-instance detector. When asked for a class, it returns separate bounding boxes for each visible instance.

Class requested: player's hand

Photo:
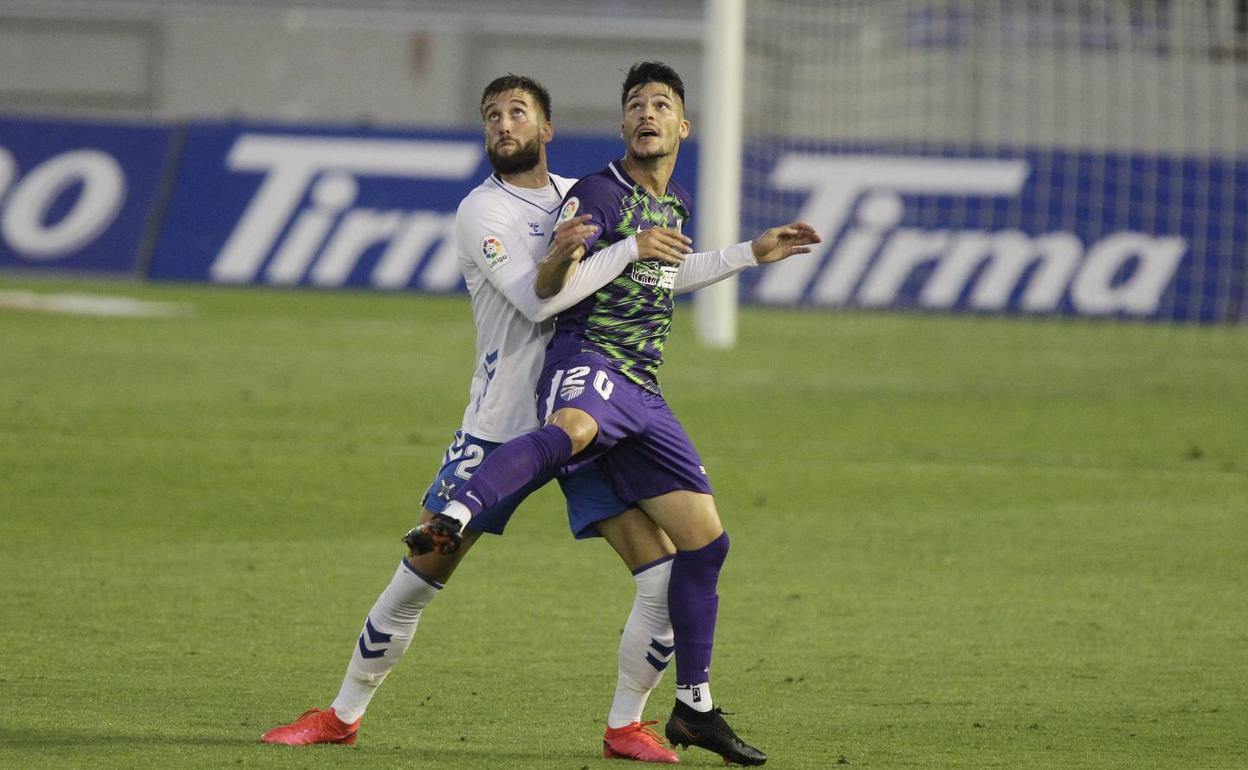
[750,222,821,264]
[635,227,693,265]
[548,214,597,264]
[403,515,463,556]
[537,215,598,299]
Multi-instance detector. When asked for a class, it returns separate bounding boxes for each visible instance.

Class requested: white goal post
[694,0,747,348]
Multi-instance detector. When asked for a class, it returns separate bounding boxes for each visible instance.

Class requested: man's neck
[499,163,550,190]
[620,155,676,197]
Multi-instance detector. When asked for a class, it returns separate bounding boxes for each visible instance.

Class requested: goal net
[737,0,1247,323]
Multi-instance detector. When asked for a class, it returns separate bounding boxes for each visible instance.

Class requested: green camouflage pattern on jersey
[582,186,688,392]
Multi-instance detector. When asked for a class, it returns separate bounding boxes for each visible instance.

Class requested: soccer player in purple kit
[413,62,820,766]
[262,71,794,763]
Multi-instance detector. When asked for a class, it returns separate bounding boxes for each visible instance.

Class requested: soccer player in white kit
[261,75,764,762]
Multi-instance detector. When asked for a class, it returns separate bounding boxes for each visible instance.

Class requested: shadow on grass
[0,729,247,749]
[0,729,609,766]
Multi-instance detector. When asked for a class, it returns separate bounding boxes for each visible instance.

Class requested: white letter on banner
[264,173,359,285]
[856,229,951,307]
[210,135,481,283]
[372,212,456,289]
[811,191,904,305]
[760,155,1029,304]
[1070,233,1187,315]
[1,150,126,259]
[921,230,1082,312]
[0,147,15,200]
[413,223,464,291]
[310,209,405,286]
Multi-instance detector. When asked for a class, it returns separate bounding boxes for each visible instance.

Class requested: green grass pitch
[1,274,1245,769]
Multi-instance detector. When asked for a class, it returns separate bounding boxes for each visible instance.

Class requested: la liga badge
[556,197,580,224]
[481,235,510,272]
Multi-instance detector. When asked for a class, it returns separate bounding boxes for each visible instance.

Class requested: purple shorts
[537,351,712,503]
[420,430,631,539]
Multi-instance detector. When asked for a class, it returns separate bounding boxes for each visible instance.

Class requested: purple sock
[453,424,573,516]
[668,531,730,686]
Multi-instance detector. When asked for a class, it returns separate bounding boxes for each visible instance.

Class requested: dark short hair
[480,74,552,121]
[620,61,685,110]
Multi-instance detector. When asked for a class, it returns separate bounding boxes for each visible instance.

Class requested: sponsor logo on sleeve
[481,235,509,272]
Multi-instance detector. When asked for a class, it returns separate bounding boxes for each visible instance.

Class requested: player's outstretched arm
[671,223,819,296]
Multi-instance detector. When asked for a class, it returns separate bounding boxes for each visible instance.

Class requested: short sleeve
[555,175,621,256]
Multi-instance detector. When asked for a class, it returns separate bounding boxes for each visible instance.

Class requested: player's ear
[541,119,553,144]
[678,119,690,140]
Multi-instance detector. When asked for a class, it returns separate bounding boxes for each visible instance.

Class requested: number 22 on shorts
[445,432,485,480]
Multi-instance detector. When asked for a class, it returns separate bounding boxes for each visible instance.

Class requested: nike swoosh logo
[465,491,482,506]
[674,722,700,740]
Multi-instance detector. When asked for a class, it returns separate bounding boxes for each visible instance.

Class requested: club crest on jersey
[437,479,456,501]
[630,261,679,290]
[481,235,510,272]
[556,197,580,224]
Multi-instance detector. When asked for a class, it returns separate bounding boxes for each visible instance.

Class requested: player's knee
[684,512,726,552]
[550,409,598,453]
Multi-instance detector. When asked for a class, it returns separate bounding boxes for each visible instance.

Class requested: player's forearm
[535,251,577,299]
[673,241,757,295]
[532,236,639,320]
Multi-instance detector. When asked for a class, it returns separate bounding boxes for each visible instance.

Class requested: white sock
[607,558,675,729]
[676,682,713,713]
[441,500,472,530]
[330,559,442,723]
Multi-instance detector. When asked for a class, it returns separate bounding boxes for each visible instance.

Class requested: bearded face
[480,87,549,177]
[487,134,542,175]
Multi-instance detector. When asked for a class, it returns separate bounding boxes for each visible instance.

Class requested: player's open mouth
[637,128,660,139]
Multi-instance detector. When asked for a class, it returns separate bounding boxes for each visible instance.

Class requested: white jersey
[454,172,758,442]
[455,173,613,441]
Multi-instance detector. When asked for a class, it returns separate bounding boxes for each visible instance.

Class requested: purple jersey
[547,161,692,394]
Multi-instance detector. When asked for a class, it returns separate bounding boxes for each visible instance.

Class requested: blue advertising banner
[4,113,1241,323]
[0,116,172,274]
[147,121,696,292]
[741,144,1248,322]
